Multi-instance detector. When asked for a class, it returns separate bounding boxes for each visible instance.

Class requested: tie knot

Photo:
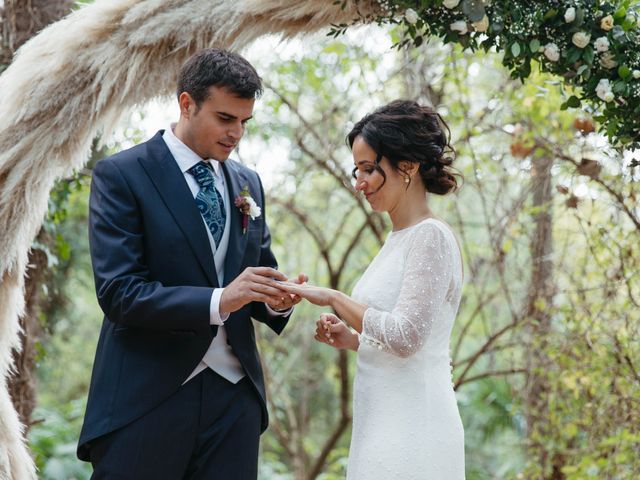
[188,161,215,188]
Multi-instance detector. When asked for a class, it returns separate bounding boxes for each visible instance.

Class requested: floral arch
[0,0,637,478]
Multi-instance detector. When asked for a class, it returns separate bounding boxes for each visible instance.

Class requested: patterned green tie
[188,161,226,247]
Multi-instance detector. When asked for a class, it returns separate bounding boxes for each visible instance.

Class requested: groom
[78,48,302,479]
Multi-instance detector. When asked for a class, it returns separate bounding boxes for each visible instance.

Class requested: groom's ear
[178,92,197,118]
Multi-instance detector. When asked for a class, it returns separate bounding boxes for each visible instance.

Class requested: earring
[404,177,410,183]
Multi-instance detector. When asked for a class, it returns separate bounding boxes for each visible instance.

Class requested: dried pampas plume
[0,0,379,478]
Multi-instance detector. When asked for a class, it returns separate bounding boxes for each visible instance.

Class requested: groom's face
[178,86,255,161]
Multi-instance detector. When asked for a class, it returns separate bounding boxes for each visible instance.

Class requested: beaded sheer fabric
[348,218,465,479]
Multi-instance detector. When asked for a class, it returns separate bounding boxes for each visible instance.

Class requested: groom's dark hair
[177,48,263,108]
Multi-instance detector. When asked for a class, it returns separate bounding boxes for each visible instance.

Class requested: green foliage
[30,400,91,480]
[332,0,640,148]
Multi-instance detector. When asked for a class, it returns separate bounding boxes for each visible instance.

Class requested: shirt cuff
[265,303,293,316]
[210,288,230,325]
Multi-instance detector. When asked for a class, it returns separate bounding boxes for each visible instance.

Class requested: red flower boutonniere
[234,185,261,234]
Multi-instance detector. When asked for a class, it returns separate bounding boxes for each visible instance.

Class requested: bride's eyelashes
[351,166,375,180]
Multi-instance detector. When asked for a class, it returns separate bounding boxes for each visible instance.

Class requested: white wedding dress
[348,218,465,479]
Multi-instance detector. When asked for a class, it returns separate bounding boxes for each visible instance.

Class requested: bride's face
[352,136,406,213]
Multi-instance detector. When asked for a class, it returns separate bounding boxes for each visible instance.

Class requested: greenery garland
[331,0,640,149]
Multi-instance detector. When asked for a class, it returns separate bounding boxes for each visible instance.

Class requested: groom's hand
[220,267,289,313]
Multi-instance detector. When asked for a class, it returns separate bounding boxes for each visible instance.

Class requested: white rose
[593,36,610,52]
[600,15,614,31]
[596,78,612,101]
[572,32,591,49]
[405,8,419,25]
[599,52,618,69]
[544,43,560,62]
[246,197,262,220]
[443,0,460,8]
[564,7,576,23]
[603,92,614,102]
[633,70,640,79]
[473,15,490,32]
[450,20,468,35]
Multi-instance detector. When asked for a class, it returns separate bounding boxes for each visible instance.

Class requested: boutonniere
[234,185,262,234]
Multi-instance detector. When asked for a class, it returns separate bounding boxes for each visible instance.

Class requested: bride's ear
[398,161,419,179]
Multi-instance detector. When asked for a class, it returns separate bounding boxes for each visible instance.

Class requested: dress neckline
[389,217,447,236]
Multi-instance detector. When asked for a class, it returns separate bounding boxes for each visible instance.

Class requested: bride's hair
[347,100,460,195]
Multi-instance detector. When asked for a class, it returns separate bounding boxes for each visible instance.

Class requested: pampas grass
[0,1,378,477]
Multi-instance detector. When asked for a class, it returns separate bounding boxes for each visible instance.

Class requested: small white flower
[572,32,591,49]
[565,7,576,23]
[603,91,614,102]
[544,43,560,62]
[596,78,612,101]
[443,0,460,8]
[600,15,614,31]
[404,8,419,25]
[599,51,618,69]
[594,36,610,52]
[450,20,468,35]
[633,70,640,79]
[245,197,262,220]
[473,15,490,33]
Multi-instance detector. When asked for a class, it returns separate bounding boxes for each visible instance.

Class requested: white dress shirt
[162,126,288,385]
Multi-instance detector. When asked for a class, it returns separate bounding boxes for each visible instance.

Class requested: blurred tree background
[2,3,638,479]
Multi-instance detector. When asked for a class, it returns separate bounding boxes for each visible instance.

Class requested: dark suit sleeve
[249,174,291,334]
[89,158,212,331]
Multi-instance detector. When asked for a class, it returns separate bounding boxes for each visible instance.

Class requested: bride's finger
[314,331,329,344]
[276,283,308,297]
[320,312,340,324]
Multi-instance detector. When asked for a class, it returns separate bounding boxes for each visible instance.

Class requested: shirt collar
[162,124,222,178]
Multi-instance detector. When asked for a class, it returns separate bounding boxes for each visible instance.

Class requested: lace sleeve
[361,222,454,358]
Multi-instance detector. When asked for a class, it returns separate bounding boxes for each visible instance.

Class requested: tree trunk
[524,155,561,478]
[2,0,74,433]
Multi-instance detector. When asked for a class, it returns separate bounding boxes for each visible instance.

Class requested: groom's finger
[249,284,287,298]
[249,267,288,281]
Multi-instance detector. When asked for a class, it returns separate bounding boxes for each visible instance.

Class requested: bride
[280,100,465,479]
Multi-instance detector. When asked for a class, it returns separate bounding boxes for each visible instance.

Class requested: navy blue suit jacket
[77,131,289,461]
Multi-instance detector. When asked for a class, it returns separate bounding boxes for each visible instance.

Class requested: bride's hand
[278,281,336,307]
[314,313,359,351]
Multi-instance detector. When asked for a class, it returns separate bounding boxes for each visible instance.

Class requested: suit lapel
[221,160,249,286]
[138,132,219,288]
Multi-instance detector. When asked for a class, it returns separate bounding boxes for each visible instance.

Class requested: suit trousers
[89,369,261,480]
